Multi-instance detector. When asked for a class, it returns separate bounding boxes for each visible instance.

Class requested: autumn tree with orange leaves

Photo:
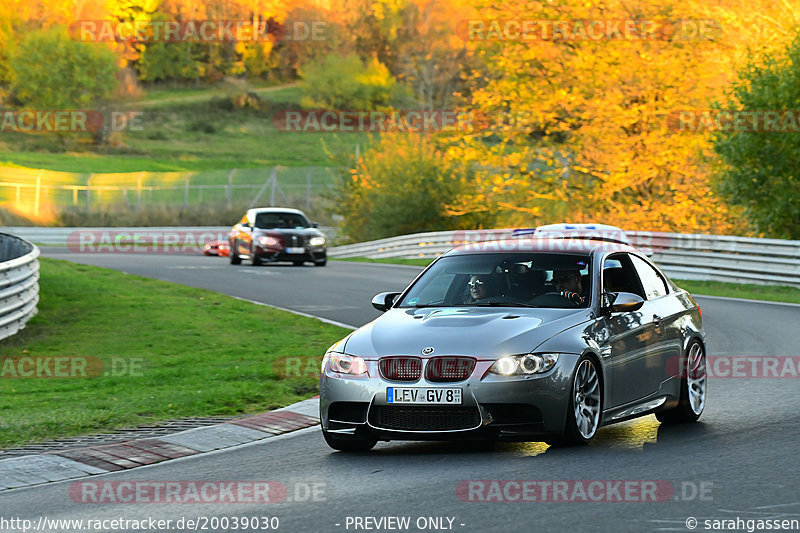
[449,0,800,234]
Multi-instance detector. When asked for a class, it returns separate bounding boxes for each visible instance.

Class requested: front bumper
[319,355,578,441]
[254,245,326,263]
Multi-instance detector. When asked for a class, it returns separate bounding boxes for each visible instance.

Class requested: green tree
[299,53,401,111]
[331,135,494,241]
[138,41,204,82]
[714,32,800,238]
[10,28,118,109]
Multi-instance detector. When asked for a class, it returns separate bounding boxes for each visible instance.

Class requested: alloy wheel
[573,359,601,439]
[686,342,707,415]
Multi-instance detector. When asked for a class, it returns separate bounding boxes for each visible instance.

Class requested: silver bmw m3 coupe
[320,238,707,451]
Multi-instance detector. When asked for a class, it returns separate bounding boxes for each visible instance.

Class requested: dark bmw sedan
[229,208,327,266]
[320,239,707,451]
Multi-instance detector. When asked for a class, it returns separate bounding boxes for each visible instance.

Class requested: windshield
[398,253,592,309]
[254,212,311,229]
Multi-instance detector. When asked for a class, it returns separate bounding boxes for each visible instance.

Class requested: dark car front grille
[369,406,481,431]
[284,233,305,248]
[379,357,422,382]
[425,357,476,382]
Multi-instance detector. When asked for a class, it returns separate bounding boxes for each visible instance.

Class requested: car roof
[247,207,307,217]
[444,237,638,256]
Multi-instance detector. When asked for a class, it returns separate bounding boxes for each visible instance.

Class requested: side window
[630,255,668,300]
[602,254,645,298]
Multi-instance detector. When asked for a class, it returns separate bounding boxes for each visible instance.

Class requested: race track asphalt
[2,250,799,532]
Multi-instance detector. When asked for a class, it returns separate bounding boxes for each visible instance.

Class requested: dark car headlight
[489,353,559,375]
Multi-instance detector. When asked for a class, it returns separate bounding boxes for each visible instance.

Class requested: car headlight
[489,353,559,375]
[324,352,367,375]
[258,235,279,246]
[309,236,326,247]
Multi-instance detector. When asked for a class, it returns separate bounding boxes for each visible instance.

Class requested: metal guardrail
[0,233,40,341]
[4,225,797,288]
[0,226,339,245]
[330,229,800,288]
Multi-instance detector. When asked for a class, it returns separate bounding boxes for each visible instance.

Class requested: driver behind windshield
[553,270,586,305]
[465,274,498,303]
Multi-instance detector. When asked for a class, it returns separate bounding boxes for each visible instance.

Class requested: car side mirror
[312,222,320,228]
[607,292,644,313]
[241,222,250,229]
[372,292,400,312]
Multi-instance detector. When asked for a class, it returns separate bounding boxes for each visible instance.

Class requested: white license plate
[285,247,305,254]
[387,387,462,404]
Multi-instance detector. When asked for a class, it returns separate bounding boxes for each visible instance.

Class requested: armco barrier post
[0,233,40,341]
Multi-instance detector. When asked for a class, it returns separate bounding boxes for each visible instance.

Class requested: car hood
[254,228,324,236]
[343,307,591,359]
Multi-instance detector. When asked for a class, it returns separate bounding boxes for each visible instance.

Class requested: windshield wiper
[470,302,540,308]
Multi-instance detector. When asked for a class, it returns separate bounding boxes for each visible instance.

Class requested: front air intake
[425,357,476,382]
[379,357,422,382]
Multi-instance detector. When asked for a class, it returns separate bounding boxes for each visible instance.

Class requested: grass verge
[0,85,366,172]
[333,257,800,304]
[672,279,800,305]
[0,258,347,448]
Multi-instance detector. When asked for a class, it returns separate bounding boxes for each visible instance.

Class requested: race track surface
[2,250,799,532]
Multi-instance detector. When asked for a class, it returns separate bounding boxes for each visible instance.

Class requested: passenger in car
[553,270,586,305]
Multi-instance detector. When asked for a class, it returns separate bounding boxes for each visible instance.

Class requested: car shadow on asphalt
[321,417,713,457]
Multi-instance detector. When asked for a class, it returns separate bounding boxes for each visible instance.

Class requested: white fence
[329,229,800,288]
[0,234,39,340]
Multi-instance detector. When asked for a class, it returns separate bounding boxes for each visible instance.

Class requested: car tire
[314,259,327,267]
[656,341,706,424]
[547,355,602,447]
[230,241,241,265]
[322,429,377,452]
[250,249,262,266]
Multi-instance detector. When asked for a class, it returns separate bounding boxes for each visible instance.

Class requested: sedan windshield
[254,212,310,229]
[398,253,592,309]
